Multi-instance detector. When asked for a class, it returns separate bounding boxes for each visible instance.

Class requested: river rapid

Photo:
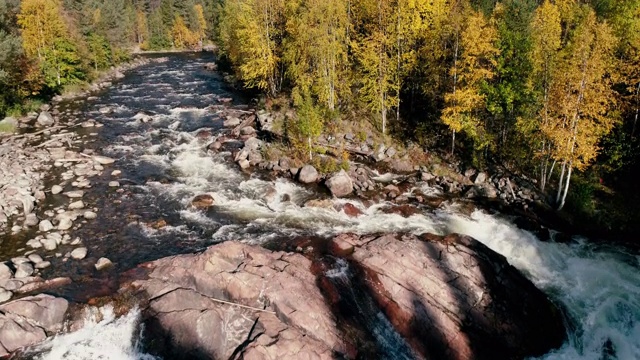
[14,53,640,359]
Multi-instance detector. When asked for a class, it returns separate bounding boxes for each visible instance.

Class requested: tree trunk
[556,161,566,204]
[451,130,456,155]
[308,136,313,161]
[557,164,572,211]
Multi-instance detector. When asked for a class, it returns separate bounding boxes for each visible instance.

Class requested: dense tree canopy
[217,0,640,210]
[2,0,640,213]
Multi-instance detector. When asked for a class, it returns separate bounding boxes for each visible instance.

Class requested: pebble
[70,238,82,245]
[26,239,43,249]
[0,263,13,280]
[24,214,39,227]
[111,170,121,176]
[51,185,63,194]
[35,261,51,269]
[64,190,84,198]
[83,211,97,219]
[58,218,73,230]
[14,262,34,278]
[42,238,57,251]
[70,247,87,260]
[11,257,30,265]
[1,279,22,291]
[0,289,12,303]
[27,254,43,264]
[95,257,113,270]
[93,155,115,165]
[108,181,120,187]
[69,200,85,210]
[39,220,54,232]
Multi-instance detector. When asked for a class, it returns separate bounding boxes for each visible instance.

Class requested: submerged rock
[191,194,214,209]
[95,257,113,270]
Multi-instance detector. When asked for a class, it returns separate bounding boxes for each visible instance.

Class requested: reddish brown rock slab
[0,294,69,355]
[347,233,566,360]
[334,202,364,218]
[127,241,348,359]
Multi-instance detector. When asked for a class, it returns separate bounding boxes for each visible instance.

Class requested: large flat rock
[128,242,344,359]
[0,294,68,356]
[336,232,566,359]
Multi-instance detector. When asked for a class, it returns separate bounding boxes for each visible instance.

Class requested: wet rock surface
[123,234,566,360]
[333,232,567,359]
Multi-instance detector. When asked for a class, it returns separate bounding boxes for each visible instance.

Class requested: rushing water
[21,53,640,359]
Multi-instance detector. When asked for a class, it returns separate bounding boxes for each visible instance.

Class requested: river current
[17,53,640,359]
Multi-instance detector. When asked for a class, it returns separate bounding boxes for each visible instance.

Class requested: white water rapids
[27,54,640,359]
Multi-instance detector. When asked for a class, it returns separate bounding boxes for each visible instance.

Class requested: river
[13,53,640,359]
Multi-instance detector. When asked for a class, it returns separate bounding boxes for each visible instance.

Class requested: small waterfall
[323,258,416,360]
[24,306,156,360]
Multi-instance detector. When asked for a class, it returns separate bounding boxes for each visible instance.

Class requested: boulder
[325,170,353,197]
[37,112,55,126]
[298,165,319,184]
[125,242,345,360]
[337,232,566,359]
[389,159,414,173]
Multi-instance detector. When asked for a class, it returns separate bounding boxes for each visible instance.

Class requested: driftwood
[231,114,256,136]
[7,126,65,140]
[320,143,374,157]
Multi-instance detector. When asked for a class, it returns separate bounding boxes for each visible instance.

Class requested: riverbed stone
[83,211,97,219]
[192,194,214,209]
[35,261,51,270]
[14,263,34,278]
[70,247,87,260]
[298,165,318,184]
[95,257,112,270]
[108,181,120,187]
[24,214,39,227]
[38,220,53,232]
[0,264,12,280]
[64,190,84,198]
[68,200,85,210]
[57,218,73,230]
[26,239,42,249]
[42,238,57,251]
[27,254,43,264]
[0,289,12,303]
[325,170,353,197]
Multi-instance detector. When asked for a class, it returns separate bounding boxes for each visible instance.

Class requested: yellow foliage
[172,16,199,49]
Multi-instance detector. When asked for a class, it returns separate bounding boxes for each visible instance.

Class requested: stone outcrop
[330,232,566,360]
[126,242,346,359]
[0,294,68,356]
[123,234,565,360]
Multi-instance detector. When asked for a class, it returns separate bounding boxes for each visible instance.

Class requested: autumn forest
[2,0,640,226]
